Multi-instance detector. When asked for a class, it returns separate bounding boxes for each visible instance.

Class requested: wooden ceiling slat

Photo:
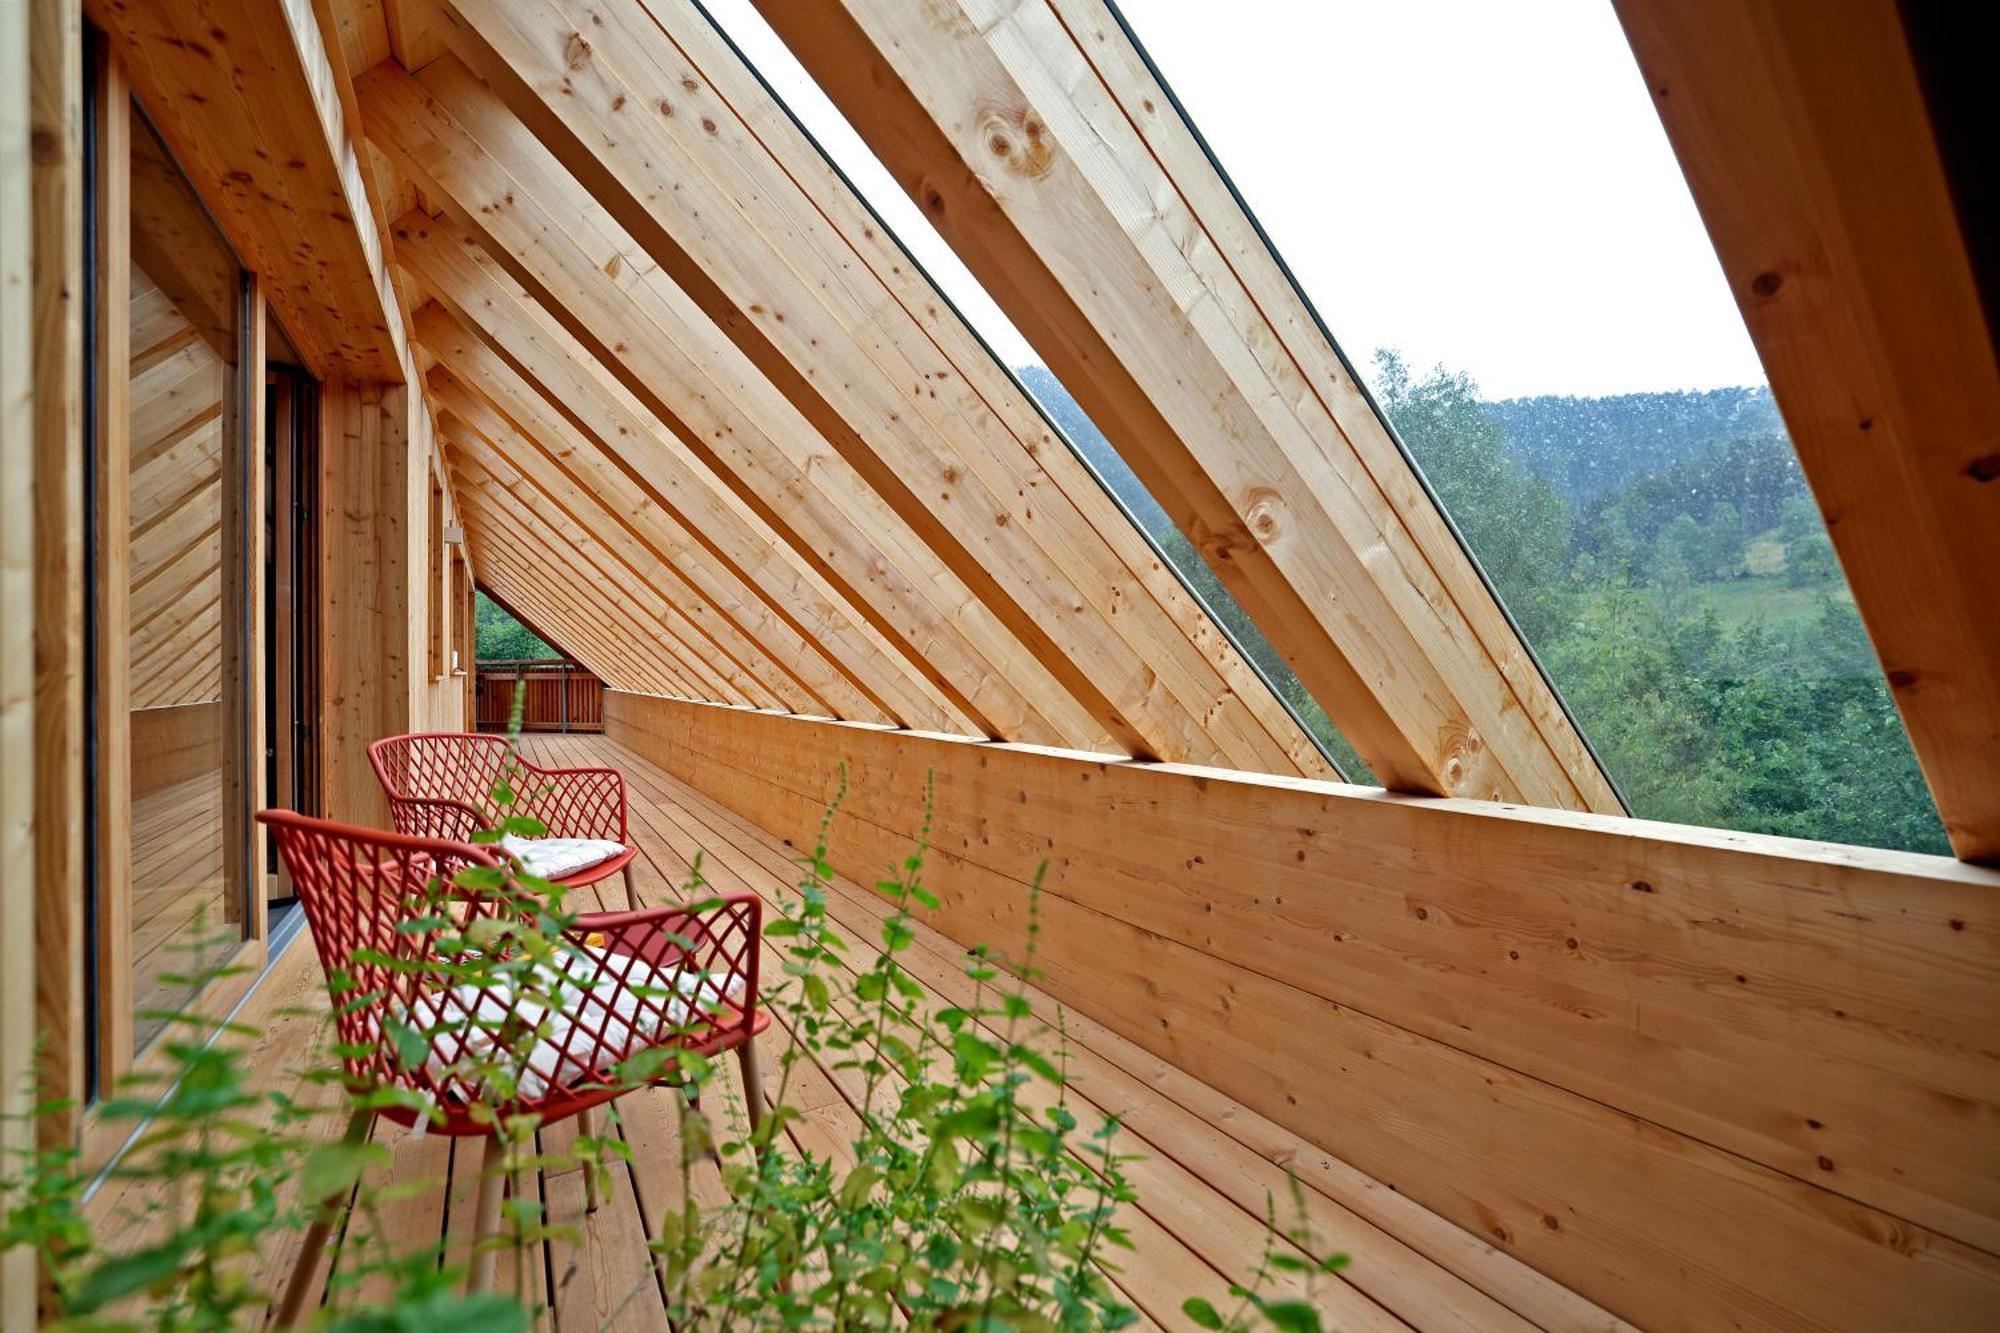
[446,431,792,712]
[432,0,1327,777]
[467,520,694,699]
[434,374,832,718]
[358,58,1103,751]
[1615,0,2000,861]
[390,213,966,732]
[757,0,1626,810]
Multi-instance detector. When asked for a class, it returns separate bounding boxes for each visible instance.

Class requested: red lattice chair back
[367,732,640,909]
[256,808,768,1311]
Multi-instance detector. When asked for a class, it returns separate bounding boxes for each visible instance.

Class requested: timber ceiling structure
[299,0,1620,807]
[86,0,1997,856]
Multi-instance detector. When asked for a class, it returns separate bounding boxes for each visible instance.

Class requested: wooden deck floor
[90,734,1626,1331]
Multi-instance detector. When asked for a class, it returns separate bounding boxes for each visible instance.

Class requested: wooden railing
[474,660,604,733]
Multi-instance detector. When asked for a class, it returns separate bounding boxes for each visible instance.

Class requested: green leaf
[302,1139,391,1202]
[1182,1297,1225,1329]
[1257,1300,1323,1333]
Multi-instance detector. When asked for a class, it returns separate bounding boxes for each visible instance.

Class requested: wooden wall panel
[30,0,86,1152]
[2,0,46,1312]
[317,381,416,825]
[607,690,2000,1332]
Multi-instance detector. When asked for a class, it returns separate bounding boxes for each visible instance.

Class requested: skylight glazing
[1105,0,1945,852]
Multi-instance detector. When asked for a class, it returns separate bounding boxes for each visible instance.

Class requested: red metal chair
[367,731,642,910]
[258,809,768,1320]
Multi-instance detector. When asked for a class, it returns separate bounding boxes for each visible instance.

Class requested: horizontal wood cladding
[606,689,2000,1333]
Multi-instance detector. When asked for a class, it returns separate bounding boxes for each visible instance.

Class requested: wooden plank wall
[1,0,46,1316]
[318,381,418,825]
[606,689,2000,1332]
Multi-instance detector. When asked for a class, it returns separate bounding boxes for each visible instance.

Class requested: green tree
[1786,531,1838,587]
[1372,350,1574,643]
[475,591,554,661]
[1703,501,1747,578]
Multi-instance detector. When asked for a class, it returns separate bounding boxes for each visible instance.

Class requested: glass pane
[700,0,1370,780]
[126,100,246,1049]
[1111,0,1946,852]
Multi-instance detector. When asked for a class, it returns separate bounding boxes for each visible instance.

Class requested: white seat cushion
[499,834,626,880]
[400,946,747,1102]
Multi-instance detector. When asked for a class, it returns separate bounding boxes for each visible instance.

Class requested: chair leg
[621,863,640,911]
[275,1106,372,1328]
[736,1037,765,1136]
[579,1104,602,1214]
[467,1133,508,1295]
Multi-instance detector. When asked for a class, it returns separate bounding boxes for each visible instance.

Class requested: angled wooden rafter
[428,0,1332,778]
[395,250,933,727]
[431,372,834,717]
[1614,0,2000,863]
[757,0,1623,810]
[468,519,688,698]
[388,211,969,732]
[358,57,1108,751]
[443,425,787,709]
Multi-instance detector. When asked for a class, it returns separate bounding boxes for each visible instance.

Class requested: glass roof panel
[1106,0,1945,852]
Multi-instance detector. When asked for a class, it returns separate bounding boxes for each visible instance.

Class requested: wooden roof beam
[441,418,801,711]
[89,0,406,378]
[431,370,833,717]
[431,0,1327,777]
[451,451,746,705]
[463,515,696,699]
[1615,0,2000,863]
[395,246,926,727]
[357,57,1104,751]
[757,0,1623,810]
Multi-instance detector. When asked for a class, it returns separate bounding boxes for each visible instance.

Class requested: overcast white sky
[705,0,1769,401]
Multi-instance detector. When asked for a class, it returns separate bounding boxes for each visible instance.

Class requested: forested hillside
[1008,355,1946,855]
[1484,387,1784,500]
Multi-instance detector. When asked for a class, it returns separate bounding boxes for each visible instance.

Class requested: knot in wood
[1241,487,1285,546]
[974,105,1055,179]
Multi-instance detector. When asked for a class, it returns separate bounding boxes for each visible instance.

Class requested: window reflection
[125,101,246,1050]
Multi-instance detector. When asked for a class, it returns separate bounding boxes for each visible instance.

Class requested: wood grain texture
[607,690,2000,1332]
[87,0,406,378]
[1612,0,2000,863]
[317,381,414,826]
[431,0,1330,780]
[757,0,1618,812]
[2,0,43,1313]
[394,217,959,731]
[360,59,1093,748]
[31,0,86,1155]
[433,373,837,717]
